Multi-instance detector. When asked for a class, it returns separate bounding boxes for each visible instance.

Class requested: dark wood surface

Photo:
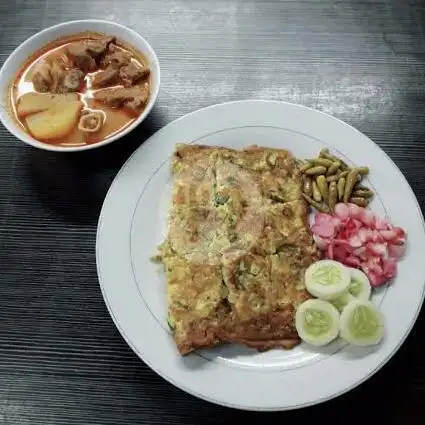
[1,0,425,423]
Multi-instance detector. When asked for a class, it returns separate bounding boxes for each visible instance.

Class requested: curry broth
[10,32,151,147]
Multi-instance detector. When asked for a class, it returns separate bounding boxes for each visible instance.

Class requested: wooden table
[1,0,424,423]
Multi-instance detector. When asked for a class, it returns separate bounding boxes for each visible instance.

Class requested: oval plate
[96,100,425,410]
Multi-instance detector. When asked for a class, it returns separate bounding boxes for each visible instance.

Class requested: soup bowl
[0,20,160,152]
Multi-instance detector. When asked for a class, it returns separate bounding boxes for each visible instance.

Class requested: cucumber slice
[348,268,371,301]
[340,300,384,346]
[331,292,356,312]
[305,260,351,300]
[295,299,340,346]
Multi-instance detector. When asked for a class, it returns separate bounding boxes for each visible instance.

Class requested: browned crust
[217,306,300,349]
[176,319,222,355]
[177,305,300,354]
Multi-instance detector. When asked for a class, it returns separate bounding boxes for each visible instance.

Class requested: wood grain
[1,0,425,423]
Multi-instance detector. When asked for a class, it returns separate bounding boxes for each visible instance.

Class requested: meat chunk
[55,53,73,70]
[91,65,119,88]
[68,43,97,72]
[31,58,84,94]
[50,61,65,92]
[100,44,131,69]
[93,84,149,111]
[85,37,114,57]
[67,37,113,72]
[62,68,85,92]
[125,88,149,111]
[119,61,150,87]
[43,59,84,94]
[32,61,53,92]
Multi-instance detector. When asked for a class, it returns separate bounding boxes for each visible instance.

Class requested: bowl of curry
[0,20,160,151]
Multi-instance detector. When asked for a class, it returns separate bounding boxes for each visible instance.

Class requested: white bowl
[0,20,160,152]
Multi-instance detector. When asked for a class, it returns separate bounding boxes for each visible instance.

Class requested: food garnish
[304,260,351,300]
[330,267,371,311]
[297,144,404,351]
[295,299,340,346]
[311,203,406,287]
[298,261,384,347]
[330,292,356,312]
[339,300,384,346]
[301,193,330,213]
[304,262,372,312]
[299,149,373,212]
[348,268,371,301]
[312,180,321,201]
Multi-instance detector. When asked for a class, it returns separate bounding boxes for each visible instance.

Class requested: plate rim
[96,99,425,411]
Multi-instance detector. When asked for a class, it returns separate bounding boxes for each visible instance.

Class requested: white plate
[96,100,425,410]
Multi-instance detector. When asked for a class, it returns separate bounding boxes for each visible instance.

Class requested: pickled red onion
[310,203,406,287]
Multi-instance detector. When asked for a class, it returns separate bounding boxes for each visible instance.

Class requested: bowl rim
[0,19,161,152]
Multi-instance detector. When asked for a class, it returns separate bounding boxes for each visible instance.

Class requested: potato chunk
[17,92,79,118]
[25,101,82,140]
